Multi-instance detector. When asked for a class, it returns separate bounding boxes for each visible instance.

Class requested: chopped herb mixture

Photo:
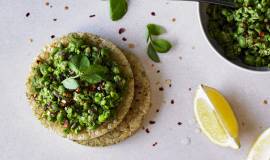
[208,0,270,67]
[29,34,126,134]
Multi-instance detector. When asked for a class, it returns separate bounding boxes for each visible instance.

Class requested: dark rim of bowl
[198,3,270,72]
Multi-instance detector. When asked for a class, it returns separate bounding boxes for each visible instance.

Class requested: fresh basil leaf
[152,39,172,53]
[147,24,166,36]
[82,64,109,75]
[110,0,128,21]
[62,78,79,90]
[68,62,79,73]
[81,74,104,84]
[70,55,81,68]
[79,55,90,71]
[147,43,160,62]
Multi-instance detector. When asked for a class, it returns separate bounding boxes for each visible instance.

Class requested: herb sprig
[62,55,108,90]
[146,24,172,62]
[110,0,128,21]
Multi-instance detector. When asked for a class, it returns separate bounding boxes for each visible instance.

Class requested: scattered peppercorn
[149,120,156,124]
[29,38,33,43]
[118,28,126,34]
[53,18,57,21]
[172,18,176,22]
[171,99,174,104]
[45,2,49,6]
[145,128,150,133]
[122,37,127,41]
[151,12,156,16]
[156,70,160,73]
[159,87,164,91]
[177,122,182,125]
[169,84,172,87]
[156,109,160,113]
[152,142,158,146]
[89,14,96,18]
[26,12,30,17]
[51,35,55,39]
[263,100,268,105]
[188,88,192,91]
[64,6,69,10]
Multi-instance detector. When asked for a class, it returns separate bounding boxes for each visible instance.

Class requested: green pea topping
[207,0,270,67]
[30,34,126,134]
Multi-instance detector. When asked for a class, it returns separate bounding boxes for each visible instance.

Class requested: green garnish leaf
[110,0,128,21]
[81,74,104,84]
[69,55,91,72]
[79,55,90,71]
[68,62,79,73]
[152,39,172,53]
[82,64,109,75]
[80,65,109,84]
[147,24,166,36]
[69,55,81,72]
[147,43,160,62]
[146,24,172,62]
[62,78,79,90]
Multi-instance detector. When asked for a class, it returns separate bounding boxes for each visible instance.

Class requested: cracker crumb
[128,43,135,48]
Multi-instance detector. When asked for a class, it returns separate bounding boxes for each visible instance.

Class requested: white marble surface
[1,0,270,159]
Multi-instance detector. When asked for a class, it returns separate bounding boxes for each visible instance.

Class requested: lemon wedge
[194,84,240,149]
[247,128,270,160]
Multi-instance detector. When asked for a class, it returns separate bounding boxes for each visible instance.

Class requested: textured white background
[1,0,270,159]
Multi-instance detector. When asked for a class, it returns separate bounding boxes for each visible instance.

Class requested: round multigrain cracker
[74,53,151,146]
[26,32,134,141]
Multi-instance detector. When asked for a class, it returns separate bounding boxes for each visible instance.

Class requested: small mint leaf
[79,55,90,71]
[81,74,104,84]
[62,78,79,90]
[147,24,166,36]
[152,39,172,53]
[110,0,128,21]
[147,43,160,62]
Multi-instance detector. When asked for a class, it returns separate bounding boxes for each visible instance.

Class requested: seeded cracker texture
[26,33,134,141]
[74,53,151,146]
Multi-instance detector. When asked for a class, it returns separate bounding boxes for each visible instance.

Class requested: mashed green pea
[29,34,126,134]
[208,0,270,67]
